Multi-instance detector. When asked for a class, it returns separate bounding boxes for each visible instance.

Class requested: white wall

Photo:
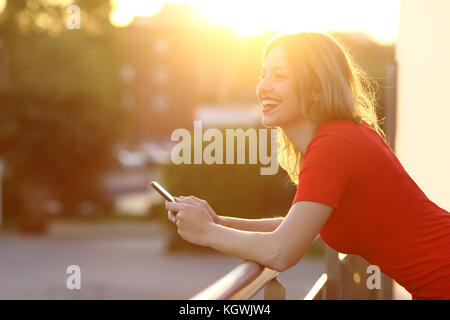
[396,0,450,211]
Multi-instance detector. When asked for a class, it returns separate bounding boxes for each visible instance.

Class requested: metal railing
[190,249,392,300]
[191,261,285,300]
[304,273,327,300]
[190,259,327,300]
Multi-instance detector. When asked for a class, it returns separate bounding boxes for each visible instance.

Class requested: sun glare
[0,0,7,14]
[110,0,400,44]
[110,0,166,27]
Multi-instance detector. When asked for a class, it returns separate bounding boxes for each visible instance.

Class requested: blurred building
[122,3,202,142]
[106,4,209,214]
[396,0,450,211]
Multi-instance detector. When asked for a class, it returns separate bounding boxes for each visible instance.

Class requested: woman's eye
[258,73,286,80]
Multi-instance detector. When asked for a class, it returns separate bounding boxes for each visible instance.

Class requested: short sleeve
[292,134,355,210]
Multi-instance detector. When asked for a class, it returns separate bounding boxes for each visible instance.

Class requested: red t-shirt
[292,119,450,299]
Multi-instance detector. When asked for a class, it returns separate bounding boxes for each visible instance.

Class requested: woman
[165,32,450,299]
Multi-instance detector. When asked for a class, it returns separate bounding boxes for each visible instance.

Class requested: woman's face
[256,45,303,128]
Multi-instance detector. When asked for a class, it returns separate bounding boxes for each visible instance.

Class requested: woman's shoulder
[318,119,364,132]
[315,119,376,142]
[311,119,362,143]
[305,119,377,157]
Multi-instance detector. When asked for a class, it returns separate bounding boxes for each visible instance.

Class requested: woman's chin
[262,115,278,128]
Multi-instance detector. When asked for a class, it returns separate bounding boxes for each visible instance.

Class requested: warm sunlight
[110,0,400,44]
[110,0,165,27]
[0,0,6,15]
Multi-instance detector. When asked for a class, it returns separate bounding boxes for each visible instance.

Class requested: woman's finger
[165,201,186,212]
[178,196,210,211]
[176,196,201,207]
[184,196,216,220]
[175,197,217,223]
[168,210,176,223]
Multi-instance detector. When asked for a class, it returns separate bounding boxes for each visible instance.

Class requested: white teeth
[262,99,281,106]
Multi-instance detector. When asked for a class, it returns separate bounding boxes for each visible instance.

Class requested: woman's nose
[256,77,273,99]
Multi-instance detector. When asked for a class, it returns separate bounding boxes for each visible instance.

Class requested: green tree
[0,0,129,230]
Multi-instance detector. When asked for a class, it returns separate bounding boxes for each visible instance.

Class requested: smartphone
[150,181,175,202]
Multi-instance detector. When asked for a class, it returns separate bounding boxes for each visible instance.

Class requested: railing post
[264,277,285,300]
[326,250,392,299]
[324,247,341,299]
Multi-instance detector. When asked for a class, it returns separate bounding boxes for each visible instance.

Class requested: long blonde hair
[262,32,386,185]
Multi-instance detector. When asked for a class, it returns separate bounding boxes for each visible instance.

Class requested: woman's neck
[281,118,320,155]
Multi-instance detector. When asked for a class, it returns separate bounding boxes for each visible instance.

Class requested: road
[0,224,325,300]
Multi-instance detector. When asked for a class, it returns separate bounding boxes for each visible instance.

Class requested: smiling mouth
[262,99,281,113]
[263,104,280,113]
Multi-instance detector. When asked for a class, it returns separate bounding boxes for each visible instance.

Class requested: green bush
[151,160,297,252]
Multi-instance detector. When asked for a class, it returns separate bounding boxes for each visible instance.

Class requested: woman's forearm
[205,223,284,271]
[216,216,284,232]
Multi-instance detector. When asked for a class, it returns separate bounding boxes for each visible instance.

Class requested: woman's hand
[165,199,215,247]
[166,196,219,224]
[174,196,220,223]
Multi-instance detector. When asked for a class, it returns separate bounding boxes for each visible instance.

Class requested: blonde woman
[165,32,450,300]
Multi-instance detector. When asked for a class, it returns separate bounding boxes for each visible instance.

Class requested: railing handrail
[191,250,383,300]
[190,261,280,300]
[304,273,327,300]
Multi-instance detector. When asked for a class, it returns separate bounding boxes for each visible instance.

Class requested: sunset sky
[0,0,400,43]
[110,0,401,44]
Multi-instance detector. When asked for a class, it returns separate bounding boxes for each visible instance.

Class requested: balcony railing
[191,260,331,300]
[191,261,285,300]
[190,248,392,300]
